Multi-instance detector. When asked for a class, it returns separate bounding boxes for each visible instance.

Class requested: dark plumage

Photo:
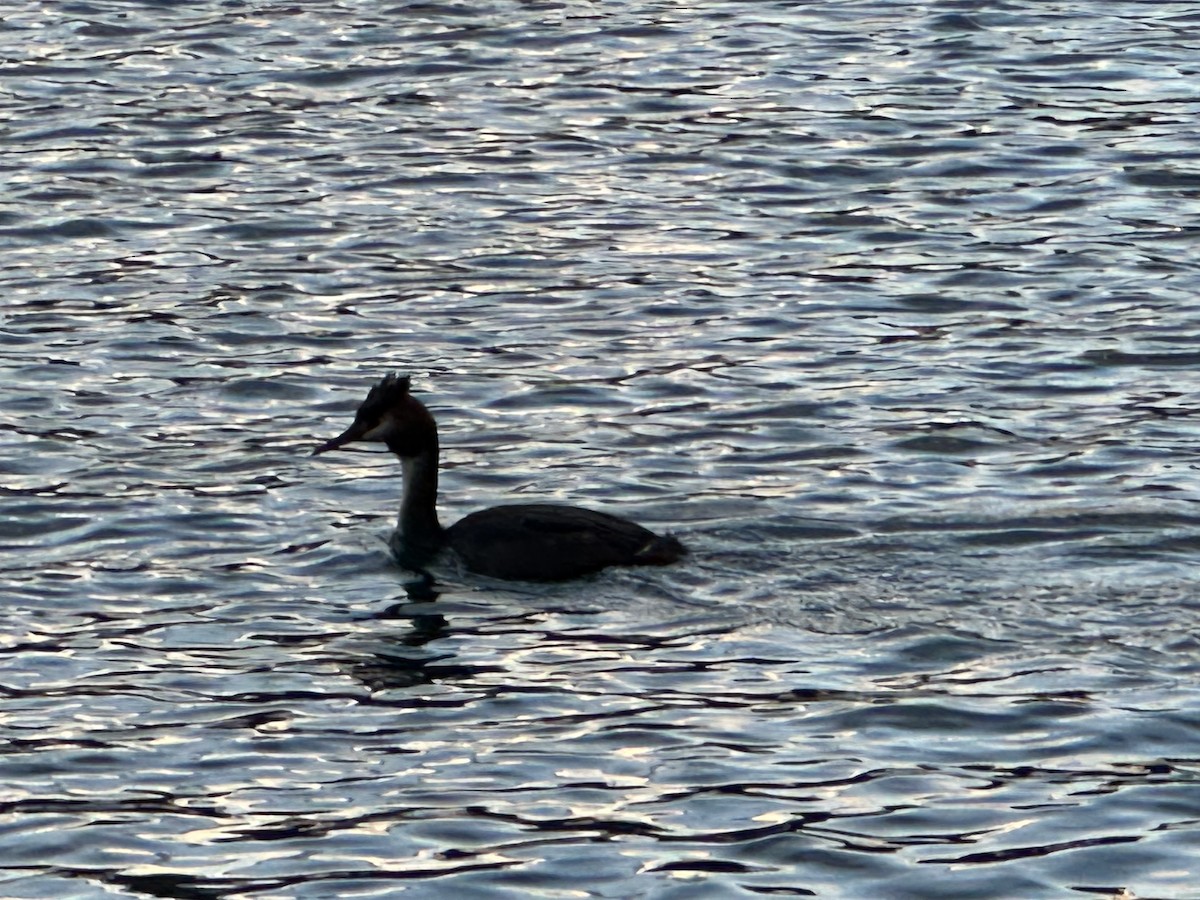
[314,374,686,581]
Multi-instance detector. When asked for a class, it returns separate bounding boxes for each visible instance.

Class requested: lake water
[3,2,1200,897]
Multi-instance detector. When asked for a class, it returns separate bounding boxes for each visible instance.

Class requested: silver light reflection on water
[3,2,1200,898]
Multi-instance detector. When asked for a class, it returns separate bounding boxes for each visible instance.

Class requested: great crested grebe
[314,374,687,581]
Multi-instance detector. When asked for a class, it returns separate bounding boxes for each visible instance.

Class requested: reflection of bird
[315,374,686,581]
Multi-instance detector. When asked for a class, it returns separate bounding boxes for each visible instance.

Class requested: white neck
[397,448,442,550]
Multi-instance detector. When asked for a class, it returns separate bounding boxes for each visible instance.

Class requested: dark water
[4,2,1200,897]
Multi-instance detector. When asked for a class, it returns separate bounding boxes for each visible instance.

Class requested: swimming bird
[314,374,687,581]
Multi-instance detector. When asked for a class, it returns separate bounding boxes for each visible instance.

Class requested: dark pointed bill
[312,424,362,455]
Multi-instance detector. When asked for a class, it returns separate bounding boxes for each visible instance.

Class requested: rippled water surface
[4,2,1200,897]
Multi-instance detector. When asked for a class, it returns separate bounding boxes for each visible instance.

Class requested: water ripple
[3,1,1200,898]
